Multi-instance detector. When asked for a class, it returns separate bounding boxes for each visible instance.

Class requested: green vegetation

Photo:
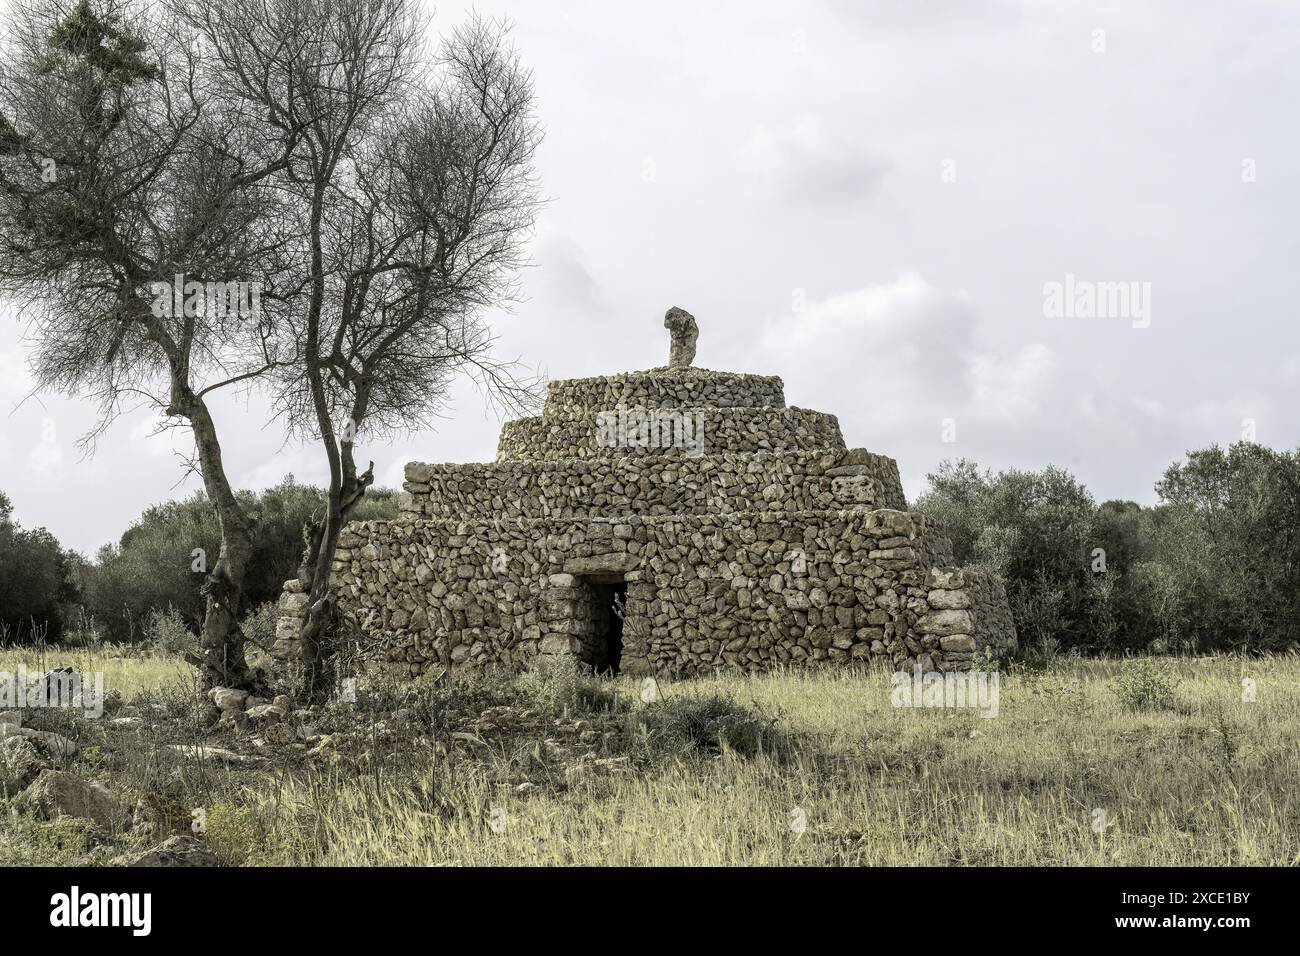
[0,477,397,645]
[914,442,1300,655]
[5,443,1299,661]
[0,491,76,641]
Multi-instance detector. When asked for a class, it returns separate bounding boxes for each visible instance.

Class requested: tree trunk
[178,393,254,693]
[298,508,342,703]
[296,450,373,703]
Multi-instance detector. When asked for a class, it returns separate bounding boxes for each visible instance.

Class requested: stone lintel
[562,553,640,577]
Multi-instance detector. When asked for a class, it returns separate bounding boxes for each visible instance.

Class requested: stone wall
[497,406,844,460]
[964,568,1018,658]
[543,368,786,413]
[272,506,1010,677]
[400,448,907,521]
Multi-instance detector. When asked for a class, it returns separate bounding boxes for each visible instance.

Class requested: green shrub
[1111,659,1178,711]
[514,654,617,716]
[640,692,784,758]
[81,478,401,643]
[143,606,197,657]
[203,802,281,866]
[0,810,98,866]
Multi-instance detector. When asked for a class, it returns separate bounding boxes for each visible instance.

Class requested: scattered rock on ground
[0,723,78,758]
[246,704,286,723]
[16,770,125,829]
[208,687,250,713]
[217,710,250,734]
[119,835,220,867]
[25,729,80,759]
[165,744,263,766]
[261,723,297,746]
[0,735,47,796]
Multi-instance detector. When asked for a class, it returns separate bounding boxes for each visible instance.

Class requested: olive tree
[176,0,543,698]
[0,0,299,690]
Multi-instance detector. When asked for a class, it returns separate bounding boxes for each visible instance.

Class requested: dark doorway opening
[584,579,627,675]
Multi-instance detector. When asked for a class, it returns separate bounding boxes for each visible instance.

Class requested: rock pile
[204,685,301,745]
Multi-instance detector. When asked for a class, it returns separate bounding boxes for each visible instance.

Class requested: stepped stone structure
[274,307,1016,676]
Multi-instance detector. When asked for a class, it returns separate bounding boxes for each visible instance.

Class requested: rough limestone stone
[278,591,309,615]
[121,835,220,867]
[564,554,640,575]
[0,735,46,796]
[164,745,262,766]
[927,589,971,610]
[664,306,698,368]
[246,704,287,723]
[208,687,249,712]
[17,770,124,829]
[1,724,78,758]
[916,609,974,637]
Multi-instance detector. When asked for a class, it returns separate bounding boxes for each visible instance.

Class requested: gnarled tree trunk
[295,444,372,703]
[172,389,254,693]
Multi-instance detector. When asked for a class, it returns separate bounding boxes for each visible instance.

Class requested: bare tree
[0,0,297,694]
[177,0,543,699]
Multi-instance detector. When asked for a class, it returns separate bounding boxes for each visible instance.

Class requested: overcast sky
[2,0,1298,554]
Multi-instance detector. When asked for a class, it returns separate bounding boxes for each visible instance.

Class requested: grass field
[2,648,1297,866]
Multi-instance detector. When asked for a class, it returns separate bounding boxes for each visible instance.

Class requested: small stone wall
[543,368,786,414]
[497,406,844,460]
[401,448,907,520]
[964,568,1018,658]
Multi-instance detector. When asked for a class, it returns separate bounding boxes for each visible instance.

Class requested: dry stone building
[275,308,1016,676]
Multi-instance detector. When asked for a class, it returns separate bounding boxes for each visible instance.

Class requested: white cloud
[236,445,329,491]
[740,117,888,205]
[4,0,1300,547]
[127,415,193,459]
[0,350,32,397]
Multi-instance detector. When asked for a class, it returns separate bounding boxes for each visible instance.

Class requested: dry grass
[216,655,1300,866]
[2,649,1297,866]
[0,643,191,700]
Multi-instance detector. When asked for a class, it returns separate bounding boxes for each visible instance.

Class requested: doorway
[580,578,627,675]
